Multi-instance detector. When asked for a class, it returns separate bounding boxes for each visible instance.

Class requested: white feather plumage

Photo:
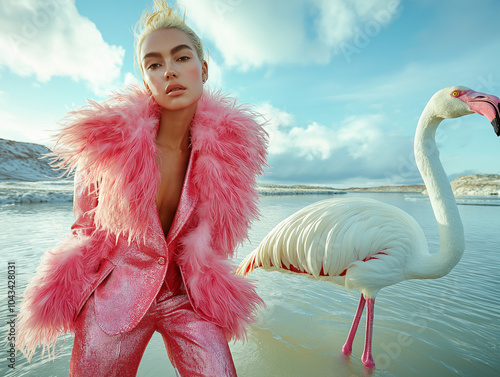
[239,197,427,294]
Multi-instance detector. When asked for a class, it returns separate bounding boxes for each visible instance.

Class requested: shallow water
[1,192,499,377]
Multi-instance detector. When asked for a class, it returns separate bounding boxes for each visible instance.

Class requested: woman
[16,1,267,376]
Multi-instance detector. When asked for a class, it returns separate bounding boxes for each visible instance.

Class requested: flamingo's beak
[493,118,500,136]
[459,90,500,136]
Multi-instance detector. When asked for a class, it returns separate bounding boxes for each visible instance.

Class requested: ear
[143,80,152,94]
[202,60,208,83]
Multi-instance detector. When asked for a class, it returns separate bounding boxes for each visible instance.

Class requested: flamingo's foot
[362,354,375,369]
[341,343,352,356]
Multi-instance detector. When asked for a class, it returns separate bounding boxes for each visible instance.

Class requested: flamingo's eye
[452,91,459,97]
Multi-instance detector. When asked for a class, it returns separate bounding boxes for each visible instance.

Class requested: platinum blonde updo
[134,0,206,76]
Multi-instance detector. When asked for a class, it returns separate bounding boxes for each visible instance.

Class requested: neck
[409,107,465,279]
[156,104,196,150]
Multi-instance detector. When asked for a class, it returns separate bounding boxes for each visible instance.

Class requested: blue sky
[1,0,499,187]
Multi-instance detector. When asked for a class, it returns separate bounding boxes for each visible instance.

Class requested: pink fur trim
[17,233,113,361]
[180,92,267,338]
[50,85,161,244]
[191,91,268,256]
[179,218,264,340]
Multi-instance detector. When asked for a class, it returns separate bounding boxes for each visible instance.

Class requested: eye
[451,91,459,97]
[147,63,161,70]
[178,56,190,62]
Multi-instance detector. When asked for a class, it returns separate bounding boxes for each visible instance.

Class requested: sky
[1,0,500,187]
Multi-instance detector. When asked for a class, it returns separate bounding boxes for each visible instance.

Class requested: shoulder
[51,86,160,171]
[190,90,268,157]
[57,85,159,141]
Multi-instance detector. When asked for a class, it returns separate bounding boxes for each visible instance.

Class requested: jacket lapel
[166,150,199,245]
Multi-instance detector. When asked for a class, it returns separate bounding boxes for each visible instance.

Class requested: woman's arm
[71,170,98,236]
[16,171,112,361]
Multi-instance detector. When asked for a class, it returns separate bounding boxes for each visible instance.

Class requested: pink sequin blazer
[17,86,268,360]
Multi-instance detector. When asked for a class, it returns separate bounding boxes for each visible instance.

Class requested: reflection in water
[1,193,499,377]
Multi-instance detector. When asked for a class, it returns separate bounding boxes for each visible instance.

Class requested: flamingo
[237,86,500,368]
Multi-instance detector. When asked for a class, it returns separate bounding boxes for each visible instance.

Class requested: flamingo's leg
[342,294,366,356]
[361,297,376,368]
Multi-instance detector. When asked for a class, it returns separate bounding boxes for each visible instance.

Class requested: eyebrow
[170,44,193,55]
[142,44,194,61]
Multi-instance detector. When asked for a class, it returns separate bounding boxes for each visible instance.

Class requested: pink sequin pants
[69,283,237,377]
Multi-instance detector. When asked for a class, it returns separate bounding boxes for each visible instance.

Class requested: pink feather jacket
[17,86,267,360]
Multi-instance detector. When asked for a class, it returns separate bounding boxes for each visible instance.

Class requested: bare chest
[155,148,191,237]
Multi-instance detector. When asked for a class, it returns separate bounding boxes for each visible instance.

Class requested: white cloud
[259,103,387,161]
[256,103,295,155]
[257,103,294,129]
[315,0,399,47]
[179,0,401,69]
[336,115,386,159]
[204,56,224,89]
[257,102,417,185]
[123,72,141,87]
[288,122,335,160]
[0,0,124,95]
[0,108,56,145]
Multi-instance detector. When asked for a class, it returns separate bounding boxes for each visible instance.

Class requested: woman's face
[141,28,207,112]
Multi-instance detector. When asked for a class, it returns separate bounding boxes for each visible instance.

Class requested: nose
[164,66,178,80]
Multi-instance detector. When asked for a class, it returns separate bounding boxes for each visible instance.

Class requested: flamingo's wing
[237,197,427,280]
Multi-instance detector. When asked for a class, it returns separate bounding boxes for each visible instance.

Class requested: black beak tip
[493,117,500,137]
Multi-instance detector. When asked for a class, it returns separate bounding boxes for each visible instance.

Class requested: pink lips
[166,83,186,96]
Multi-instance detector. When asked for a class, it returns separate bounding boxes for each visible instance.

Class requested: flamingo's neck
[409,108,464,279]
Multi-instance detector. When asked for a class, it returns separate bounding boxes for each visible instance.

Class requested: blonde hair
[134,0,206,76]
